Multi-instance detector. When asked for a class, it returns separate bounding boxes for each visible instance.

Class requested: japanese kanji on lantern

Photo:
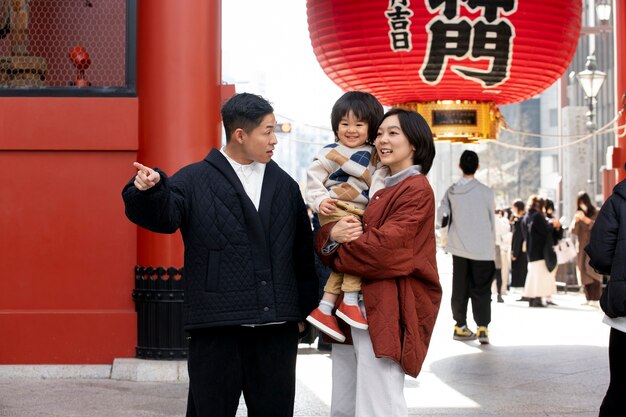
[307,0,582,141]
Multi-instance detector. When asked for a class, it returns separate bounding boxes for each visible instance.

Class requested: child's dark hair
[378,108,436,175]
[330,91,384,145]
[459,150,479,175]
[221,93,274,141]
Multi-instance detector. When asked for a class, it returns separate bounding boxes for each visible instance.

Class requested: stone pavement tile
[412,407,599,417]
[0,379,188,417]
[405,372,600,417]
[285,354,332,416]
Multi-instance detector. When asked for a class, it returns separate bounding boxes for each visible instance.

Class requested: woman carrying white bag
[553,235,577,265]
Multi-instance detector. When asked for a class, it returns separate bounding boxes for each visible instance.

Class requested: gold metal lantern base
[395,101,502,142]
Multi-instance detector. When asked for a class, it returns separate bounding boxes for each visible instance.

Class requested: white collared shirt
[221,148,266,210]
[220,149,284,327]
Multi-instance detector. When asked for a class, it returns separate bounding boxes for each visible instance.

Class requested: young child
[305,91,387,342]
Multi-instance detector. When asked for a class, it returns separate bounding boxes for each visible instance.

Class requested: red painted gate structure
[0,0,222,364]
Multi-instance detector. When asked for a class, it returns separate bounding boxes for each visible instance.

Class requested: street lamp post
[577,55,607,131]
[576,54,607,198]
[595,0,612,24]
[558,1,612,215]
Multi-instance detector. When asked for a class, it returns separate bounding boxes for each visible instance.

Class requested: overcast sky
[222,0,343,128]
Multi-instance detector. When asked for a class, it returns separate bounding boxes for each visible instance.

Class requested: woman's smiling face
[375,115,416,175]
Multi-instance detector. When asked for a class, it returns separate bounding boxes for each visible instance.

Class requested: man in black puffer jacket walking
[585,179,626,417]
[122,93,318,417]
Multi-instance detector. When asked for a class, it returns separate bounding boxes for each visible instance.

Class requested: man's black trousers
[186,322,299,417]
[599,327,626,417]
[451,255,495,328]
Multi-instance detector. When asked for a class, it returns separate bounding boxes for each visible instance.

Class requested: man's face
[240,113,278,164]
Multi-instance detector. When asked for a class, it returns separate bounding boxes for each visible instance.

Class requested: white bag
[554,237,577,265]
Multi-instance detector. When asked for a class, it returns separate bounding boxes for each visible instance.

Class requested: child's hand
[319,198,338,216]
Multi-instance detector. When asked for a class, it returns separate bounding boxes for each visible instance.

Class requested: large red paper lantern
[307,0,582,140]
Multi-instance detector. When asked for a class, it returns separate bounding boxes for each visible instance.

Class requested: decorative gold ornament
[396,101,502,143]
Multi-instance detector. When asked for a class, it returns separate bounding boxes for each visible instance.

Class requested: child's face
[337,111,369,148]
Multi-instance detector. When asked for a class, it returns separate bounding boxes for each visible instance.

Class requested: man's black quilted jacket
[122,149,319,329]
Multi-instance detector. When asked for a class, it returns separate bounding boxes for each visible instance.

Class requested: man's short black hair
[378,108,436,175]
[221,93,274,141]
[512,199,525,213]
[459,150,479,175]
[330,91,384,145]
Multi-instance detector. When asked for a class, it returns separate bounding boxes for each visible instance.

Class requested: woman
[521,195,559,307]
[494,208,512,302]
[316,108,441,416]
[543,198,563,305]
[510,199,528,291]
[571,191,602,306]
[585,179,626,416]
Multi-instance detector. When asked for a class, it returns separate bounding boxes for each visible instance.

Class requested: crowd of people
[439,187,602,310]
[432,147,605,349]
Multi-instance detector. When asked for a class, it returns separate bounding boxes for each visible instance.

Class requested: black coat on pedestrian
[585,179,626,318]
[122,149,319,329]
[522,209,563,262]
[521,209,554,262]
[510,215,528,287]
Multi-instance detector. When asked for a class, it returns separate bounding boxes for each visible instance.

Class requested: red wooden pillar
[136,0,222,268]
[614,0,626,183]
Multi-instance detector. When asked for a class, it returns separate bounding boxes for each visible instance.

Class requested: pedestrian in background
[510,199,528,294]
[521,195,559,307]
[438,150,495,344]
[544,198,563,306]
[122,93,318,417]
[500,208,513,295]
[494,208,512,302]
[585,179,626,416]
[572,191,602,307]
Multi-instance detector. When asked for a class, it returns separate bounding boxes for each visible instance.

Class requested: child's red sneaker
[336,302,368,330]
[306,308,346,342]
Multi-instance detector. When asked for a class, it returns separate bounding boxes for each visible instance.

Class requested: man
[122,93,318,417]
[437,150,495,344]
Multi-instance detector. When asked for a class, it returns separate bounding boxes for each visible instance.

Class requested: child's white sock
[343,291,359,306]
[319,300,334,315]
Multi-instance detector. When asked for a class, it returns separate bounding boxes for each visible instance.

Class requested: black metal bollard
[132,266,188,360]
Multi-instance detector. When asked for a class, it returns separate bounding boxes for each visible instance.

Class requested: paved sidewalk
[0,251,610,416]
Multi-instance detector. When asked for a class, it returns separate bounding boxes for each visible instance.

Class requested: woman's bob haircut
[377,108,436,175]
